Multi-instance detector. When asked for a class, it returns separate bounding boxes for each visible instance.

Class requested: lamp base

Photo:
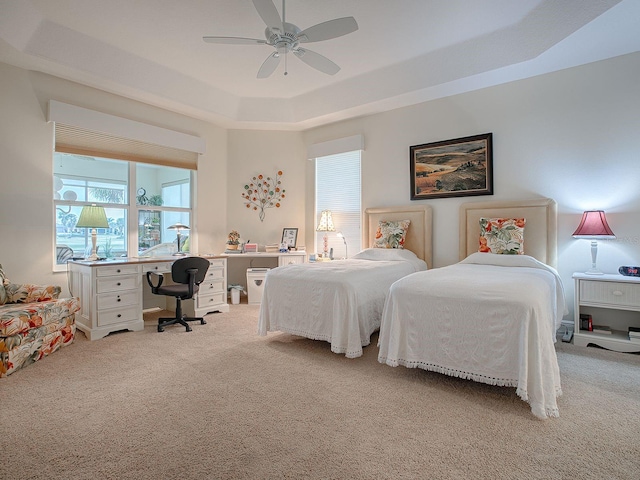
[585,269,604,275]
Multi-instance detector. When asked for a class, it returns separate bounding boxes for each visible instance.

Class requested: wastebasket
[247,268,270,305]
[230,288,240,305]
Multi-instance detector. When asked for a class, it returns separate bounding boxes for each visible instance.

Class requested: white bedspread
[258,249,427,358]
[378,252,566,419]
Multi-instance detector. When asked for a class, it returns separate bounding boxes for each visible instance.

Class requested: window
[54,153,194,268]
[136,164,193,255]
[315,150,361,258]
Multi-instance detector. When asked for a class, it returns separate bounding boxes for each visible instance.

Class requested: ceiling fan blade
[298,17,358,43]
[203,36,267,45]
[252,0,282,30]
[257,52,281,78]
[293,48,340,75]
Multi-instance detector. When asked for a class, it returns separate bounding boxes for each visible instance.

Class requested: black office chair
[146,256,210,333]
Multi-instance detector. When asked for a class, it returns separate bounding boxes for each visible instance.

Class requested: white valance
[48,100,205,168]
[307,134,364,159]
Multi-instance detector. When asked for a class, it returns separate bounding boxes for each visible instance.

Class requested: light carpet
[2,304,640,480]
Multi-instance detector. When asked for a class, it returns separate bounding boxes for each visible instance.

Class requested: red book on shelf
[579,314,592,331]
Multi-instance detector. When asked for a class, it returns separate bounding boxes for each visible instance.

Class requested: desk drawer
[96,275,139,293]
[204,267,224,281]
[97,306,140,327]
[196,292,225,309]
[97,291,140,310]
[279,255,304,266]
[208,259,226,269]
[580,280,640,308]
[96,264,139,277]
[142,262,173,274]
[199,279,224,294]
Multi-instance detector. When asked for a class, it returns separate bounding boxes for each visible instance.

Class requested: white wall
[226,129,306,249]
[302,52,640,318]
[2,52,639,316]
[0,62,227,293]
[225,129,306,285]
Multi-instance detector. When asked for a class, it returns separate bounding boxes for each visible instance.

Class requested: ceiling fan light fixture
[203,0,358,78]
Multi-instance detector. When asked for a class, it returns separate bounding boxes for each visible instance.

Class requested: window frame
[53,154,195,271]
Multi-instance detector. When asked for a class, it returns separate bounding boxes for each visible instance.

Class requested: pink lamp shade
[572,210,615,275]
[572,210,616,238]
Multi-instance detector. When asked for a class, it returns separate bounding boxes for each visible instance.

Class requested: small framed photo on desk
[281,228,298,249]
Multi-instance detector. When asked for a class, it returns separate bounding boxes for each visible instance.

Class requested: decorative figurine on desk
[225,230,241,253]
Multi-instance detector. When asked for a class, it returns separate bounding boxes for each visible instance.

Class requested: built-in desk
[221,251,307,287]
[69,255,227,340]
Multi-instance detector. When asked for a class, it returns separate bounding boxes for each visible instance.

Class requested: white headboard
[459,198,557,267]
[363,205,433,269]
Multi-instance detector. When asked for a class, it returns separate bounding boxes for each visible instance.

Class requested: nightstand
[573,273,640,352]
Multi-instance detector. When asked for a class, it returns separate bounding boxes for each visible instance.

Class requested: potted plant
[227,230,240,250]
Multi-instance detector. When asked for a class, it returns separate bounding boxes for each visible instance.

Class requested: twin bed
[258,199,565,418]
[378,198,565,419]
[258,205,432,358]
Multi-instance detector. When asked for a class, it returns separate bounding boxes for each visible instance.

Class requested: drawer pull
[613,290,623,296]
[117,297,121,302]
[117,282,121,286]
[117,269,121,273]
[117,314,122,318]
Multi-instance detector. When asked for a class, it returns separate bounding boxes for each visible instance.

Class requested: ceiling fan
[203,0,358,78]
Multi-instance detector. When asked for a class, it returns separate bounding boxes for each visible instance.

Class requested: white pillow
[352,248,418,262]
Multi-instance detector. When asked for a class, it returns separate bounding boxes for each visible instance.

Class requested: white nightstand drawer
[196,292,225,308]
[97,291,139,310]
[580,280,640,308]
[96,275,139,293]
[96,264,139,276]
[97,306,140,327]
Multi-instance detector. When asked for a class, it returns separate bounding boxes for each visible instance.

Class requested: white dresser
[69,255,228,340]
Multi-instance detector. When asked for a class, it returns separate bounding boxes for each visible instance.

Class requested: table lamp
[76,204,109,261]
[336,231,348,259]
[316,210,335,259]
[168,223,190,255]
[572,210,615,275]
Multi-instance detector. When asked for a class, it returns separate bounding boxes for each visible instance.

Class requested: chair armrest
[146,271,164,292]
[5,283,61,303]
[186,268,199,297]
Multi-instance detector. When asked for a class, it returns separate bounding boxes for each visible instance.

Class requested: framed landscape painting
[410,133,493,200]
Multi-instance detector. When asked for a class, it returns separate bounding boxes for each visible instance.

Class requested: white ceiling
[0,0,638,130]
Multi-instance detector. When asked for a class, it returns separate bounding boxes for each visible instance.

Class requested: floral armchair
[0,264,80,377]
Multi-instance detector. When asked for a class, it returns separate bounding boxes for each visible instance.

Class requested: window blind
[315,150,361,258]
[49,101,204,169]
